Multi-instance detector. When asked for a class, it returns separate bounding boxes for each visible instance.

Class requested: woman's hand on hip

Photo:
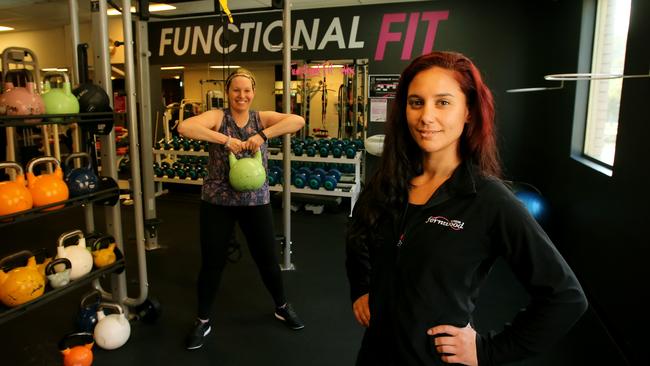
[352,293,370,327]
[427,323,478,366]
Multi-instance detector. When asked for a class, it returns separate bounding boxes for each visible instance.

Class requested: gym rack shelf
[150,147,363,214]
[152,146,208,186]
[0,149,124,326]
[268,150,363,216]
[0,247,125,326]
[0,184,120,228]
[0,112,124,133]
[0,110,131,326]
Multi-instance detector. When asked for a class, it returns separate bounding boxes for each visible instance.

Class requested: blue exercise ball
[514,189,549,224]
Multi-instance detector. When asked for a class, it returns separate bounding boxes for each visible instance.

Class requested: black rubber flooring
[1,190,627,365]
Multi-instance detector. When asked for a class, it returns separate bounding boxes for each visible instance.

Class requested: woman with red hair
[346,51,587,365]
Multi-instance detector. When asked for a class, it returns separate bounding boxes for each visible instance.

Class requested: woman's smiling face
[227,76,255,112]
[406,66,470,159]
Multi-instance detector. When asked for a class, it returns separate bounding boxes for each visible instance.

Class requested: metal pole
[121,0,149,307]
[68,0,82,154]
[91,0,127,307]
[68,0,93,232]
[352,61,359,139]
[281,0,294,271]
[6,128,16,180]
[68,0,80,85]
[135,18,160,251]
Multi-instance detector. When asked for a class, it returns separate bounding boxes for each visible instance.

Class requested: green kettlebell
[42,71,80,121]
[228,151,266,191]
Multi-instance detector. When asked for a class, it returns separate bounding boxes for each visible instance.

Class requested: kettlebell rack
[0,247,125,325]
[0,112,124,325]
[0,184,120,228]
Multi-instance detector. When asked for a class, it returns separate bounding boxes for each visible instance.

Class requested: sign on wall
[368,74,400,98]
[148,2,450,69]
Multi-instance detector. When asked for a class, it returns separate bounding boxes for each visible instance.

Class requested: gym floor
[2,189,626,365]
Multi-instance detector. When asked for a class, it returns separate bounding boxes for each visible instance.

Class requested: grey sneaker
[185,319,212,350]
[274,303,305,330]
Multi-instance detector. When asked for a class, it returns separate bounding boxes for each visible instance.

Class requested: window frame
[571,0,630,176]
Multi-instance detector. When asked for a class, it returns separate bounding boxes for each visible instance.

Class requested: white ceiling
[0,0,428,33]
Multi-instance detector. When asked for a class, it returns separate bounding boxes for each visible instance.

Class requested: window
[575,0,631,171]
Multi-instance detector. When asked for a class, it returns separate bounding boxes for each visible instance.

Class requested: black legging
[197,201,286,319]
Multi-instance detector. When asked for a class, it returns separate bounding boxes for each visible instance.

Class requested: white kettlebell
[56,230,93,280]
[94,303,131,350]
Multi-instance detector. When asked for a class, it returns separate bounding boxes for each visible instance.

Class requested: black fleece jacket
[346,161,588,366]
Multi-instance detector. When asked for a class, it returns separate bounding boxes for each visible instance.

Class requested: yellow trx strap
[218,0,234,23]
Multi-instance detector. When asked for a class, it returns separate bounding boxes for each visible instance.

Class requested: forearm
[477,290,587,365]
[483,191,589,364]
[261,114,305,138]
[178,120,229,145]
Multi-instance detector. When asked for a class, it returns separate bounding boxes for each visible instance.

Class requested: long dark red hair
[349,51,501,240]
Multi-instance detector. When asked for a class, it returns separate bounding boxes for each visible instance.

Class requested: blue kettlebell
[76,290,102,333]
[64,153,99,197]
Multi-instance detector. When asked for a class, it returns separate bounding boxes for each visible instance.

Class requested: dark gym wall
[496,1,648,364]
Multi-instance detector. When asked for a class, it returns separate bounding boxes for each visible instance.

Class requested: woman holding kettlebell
[178,68,306,350]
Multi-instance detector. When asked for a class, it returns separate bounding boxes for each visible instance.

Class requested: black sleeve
[476,187,588,366]
[345,216,371,303]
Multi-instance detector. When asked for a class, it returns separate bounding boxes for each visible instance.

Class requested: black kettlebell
[135,297,162,324]
[93,176,120,206]
[75,290,102,333]
[64,152,99,197]
[72,43,112,114]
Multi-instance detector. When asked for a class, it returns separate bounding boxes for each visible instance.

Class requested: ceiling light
[108,3,175,16]
[161,66,184,70]
[0,26,14,32]
[42,68,69,72]
[209,65,241,69]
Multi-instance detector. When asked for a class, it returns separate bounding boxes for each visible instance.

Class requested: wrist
[224,135,231,148]
[257,130,268,142]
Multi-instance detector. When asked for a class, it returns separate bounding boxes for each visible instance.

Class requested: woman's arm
[243,111,305,151]
[177,109,229,145]
[477,185,588,366]
[258,111,305,135]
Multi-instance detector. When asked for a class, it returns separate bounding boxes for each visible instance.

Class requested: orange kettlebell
[90,235,117,268]
[0,251,46,307]
[26,156,69,211]
[0,162,33,217]
[59,332,94,366]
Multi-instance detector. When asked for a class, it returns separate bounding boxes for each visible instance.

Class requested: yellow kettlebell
[0,251,46,307]
[0,161,33,217]
[26,156,69,211]
[90,235,117,268]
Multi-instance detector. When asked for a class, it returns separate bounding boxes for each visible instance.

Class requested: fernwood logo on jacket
[425,216,465,231]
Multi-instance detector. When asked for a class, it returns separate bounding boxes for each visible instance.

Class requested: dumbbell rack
[151,144,363,214]
[152,144,208,187]
[268,150,363,216]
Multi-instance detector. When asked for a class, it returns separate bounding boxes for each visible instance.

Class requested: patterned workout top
[201,109,269,206]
